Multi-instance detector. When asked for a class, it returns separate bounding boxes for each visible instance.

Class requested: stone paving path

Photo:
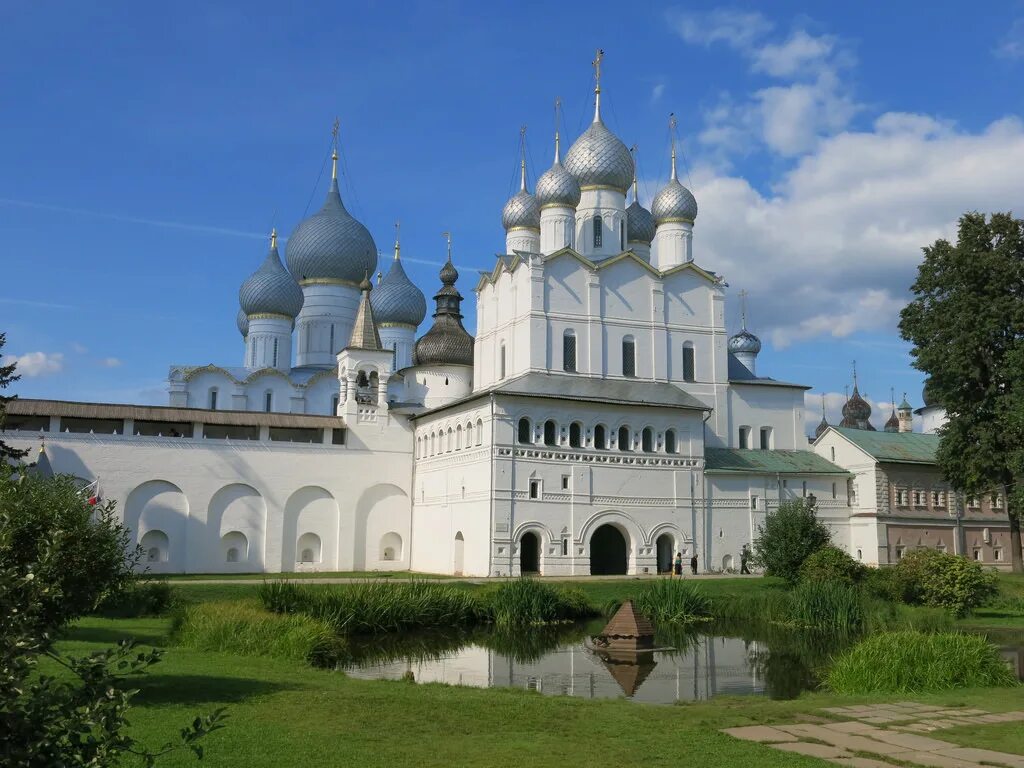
[724,703,1024,768]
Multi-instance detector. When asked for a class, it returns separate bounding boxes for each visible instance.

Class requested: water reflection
[337,621,1024,703]
[340,619,835,703]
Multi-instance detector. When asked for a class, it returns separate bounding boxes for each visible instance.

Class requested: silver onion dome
[652,177,698,224]
[536,132,581,209]
[728,329,762,355]
[502,188,540,231]
[239,234,304,318]
[564,118,634,193]
[236,307,249,337]
[371,246,427,328]
[626,200,656,244]
[285,177,378,284]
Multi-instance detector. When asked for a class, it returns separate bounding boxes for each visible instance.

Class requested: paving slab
[823,721,881,734]
[829,759,899,768]
[771,742,850,759]
[861,716,903,724]
[898,751,984,768]
[866,730,955,752]
[721,726,797,743]
[936,747,1024,767]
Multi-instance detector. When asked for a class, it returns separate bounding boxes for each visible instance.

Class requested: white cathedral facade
[5,60,864,576]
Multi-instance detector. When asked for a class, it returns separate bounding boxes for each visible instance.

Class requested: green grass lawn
[57,615,1024,768]
[158,571,459,581]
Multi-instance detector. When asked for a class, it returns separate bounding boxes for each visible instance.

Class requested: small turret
[898,393,913,433]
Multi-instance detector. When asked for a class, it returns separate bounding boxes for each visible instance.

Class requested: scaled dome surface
[237,307,249,337]
[652,178,698,224]
[728,329,762,355]
[626,200,656,244]
[564,119,634,193]
[371,257,427,327]
[501,189,541,231]
[536,161,581,209]
[286,179,378,284]
[239,241,304,318]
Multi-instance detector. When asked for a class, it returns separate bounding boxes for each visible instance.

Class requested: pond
[338,620,1024,705]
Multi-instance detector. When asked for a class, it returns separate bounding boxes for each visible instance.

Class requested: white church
[5,56,863,576]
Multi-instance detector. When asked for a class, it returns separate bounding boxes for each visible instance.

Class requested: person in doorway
[673,552,683,577]
[690,553,698,575]
[740,544,752,574]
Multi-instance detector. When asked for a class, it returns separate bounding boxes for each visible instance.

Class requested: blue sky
[3,1,1024,429]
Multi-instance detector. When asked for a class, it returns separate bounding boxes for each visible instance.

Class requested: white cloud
[71,342,88,354]
[688,114,1024,347]
[99,357,122,368]
[667,8,773,49]
[651,83,665,104]
[752,29,837,78]
[995,18,1024,59]
[2,351,64,377]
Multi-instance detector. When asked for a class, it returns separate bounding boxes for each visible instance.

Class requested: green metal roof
[831,426,939,464]
[705,448,848,475]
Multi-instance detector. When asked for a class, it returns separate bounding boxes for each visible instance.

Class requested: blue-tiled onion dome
[728,329,762,355]
[239,238,304,318]
[565,119,634,193]
[502,189,540,231]
[626,200,656,244]
[285,178,377,284]
[652,177,698,224]
[536,160,581,209]
[237,307,249,337]
[371,253,427,327]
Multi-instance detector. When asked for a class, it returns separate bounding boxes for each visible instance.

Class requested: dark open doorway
[590,524,628,575]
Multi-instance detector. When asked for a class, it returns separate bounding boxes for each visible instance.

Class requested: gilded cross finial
[592,49,604,121]
[270,227,277,250]
[331,117,340,180]
[553,97,562,162]
[394,221,401,260]
[669,112,678,181]
[442,231,452,262]
[629,144,638,202]
[852,360,858,389]
[519,125,527,192]
[738,288,748,329]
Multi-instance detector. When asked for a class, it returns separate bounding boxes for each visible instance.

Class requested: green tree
[0,332,27,461]
[899,212,1024,573]
[0,470,225,765]
[752,498,832,583]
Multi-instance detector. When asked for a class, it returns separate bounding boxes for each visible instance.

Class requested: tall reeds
[635,580,712,624]
[826,631,1018,693]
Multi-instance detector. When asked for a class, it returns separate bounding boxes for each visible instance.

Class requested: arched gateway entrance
[590,524,628,575]
[519,532,540,574]
[656,533,673,574]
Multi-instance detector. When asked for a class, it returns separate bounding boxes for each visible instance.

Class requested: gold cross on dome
[592,49,604,88]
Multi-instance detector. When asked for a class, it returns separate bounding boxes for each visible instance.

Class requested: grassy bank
[57,616,1024,768]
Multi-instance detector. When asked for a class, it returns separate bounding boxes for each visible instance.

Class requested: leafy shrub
[752,499,832,584]
[789,581,864,631]
[635,580,712,623]
[826,631,1017,693]
[176,600,344,664]
[896,549,998,617]
[96,579,178,618]
[863,566,919,604]
[799,546,865,586]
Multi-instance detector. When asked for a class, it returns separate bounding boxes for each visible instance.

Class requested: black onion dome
[413,257,474,367]
[626,200,656,244]
[285,178,377,283]
[842,386,872,422]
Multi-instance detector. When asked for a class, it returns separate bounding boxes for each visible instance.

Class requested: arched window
[331,394,339,414]
[475,418,483,445]
[208,388,218,410]
[264,391,272,413]
[594,424,607,450]
[430,432,436,455]
[272,338,279,368]
[517,418,532,445]
[446,427,453,452]
[297,532,322,563]
[641,427,654,452]
[622,336,636,378]
[329,325,335,355]
[569,422,582,448]
[592,215,602,248]
[456,424,463,450]
[665,428,677,454]
[619,220,625,250]
[357,370,369,388]
[682,342,695,382]
[249,340,256,367]
[562,330,577,373]
[618,425,631,452]
[499,343,507,379]
[543,420,557,446]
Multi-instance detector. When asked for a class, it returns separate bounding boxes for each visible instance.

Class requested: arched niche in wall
[124,480,188,573]
[282,486,339,571]
[353,483,409,571]
[208,483,266,572]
